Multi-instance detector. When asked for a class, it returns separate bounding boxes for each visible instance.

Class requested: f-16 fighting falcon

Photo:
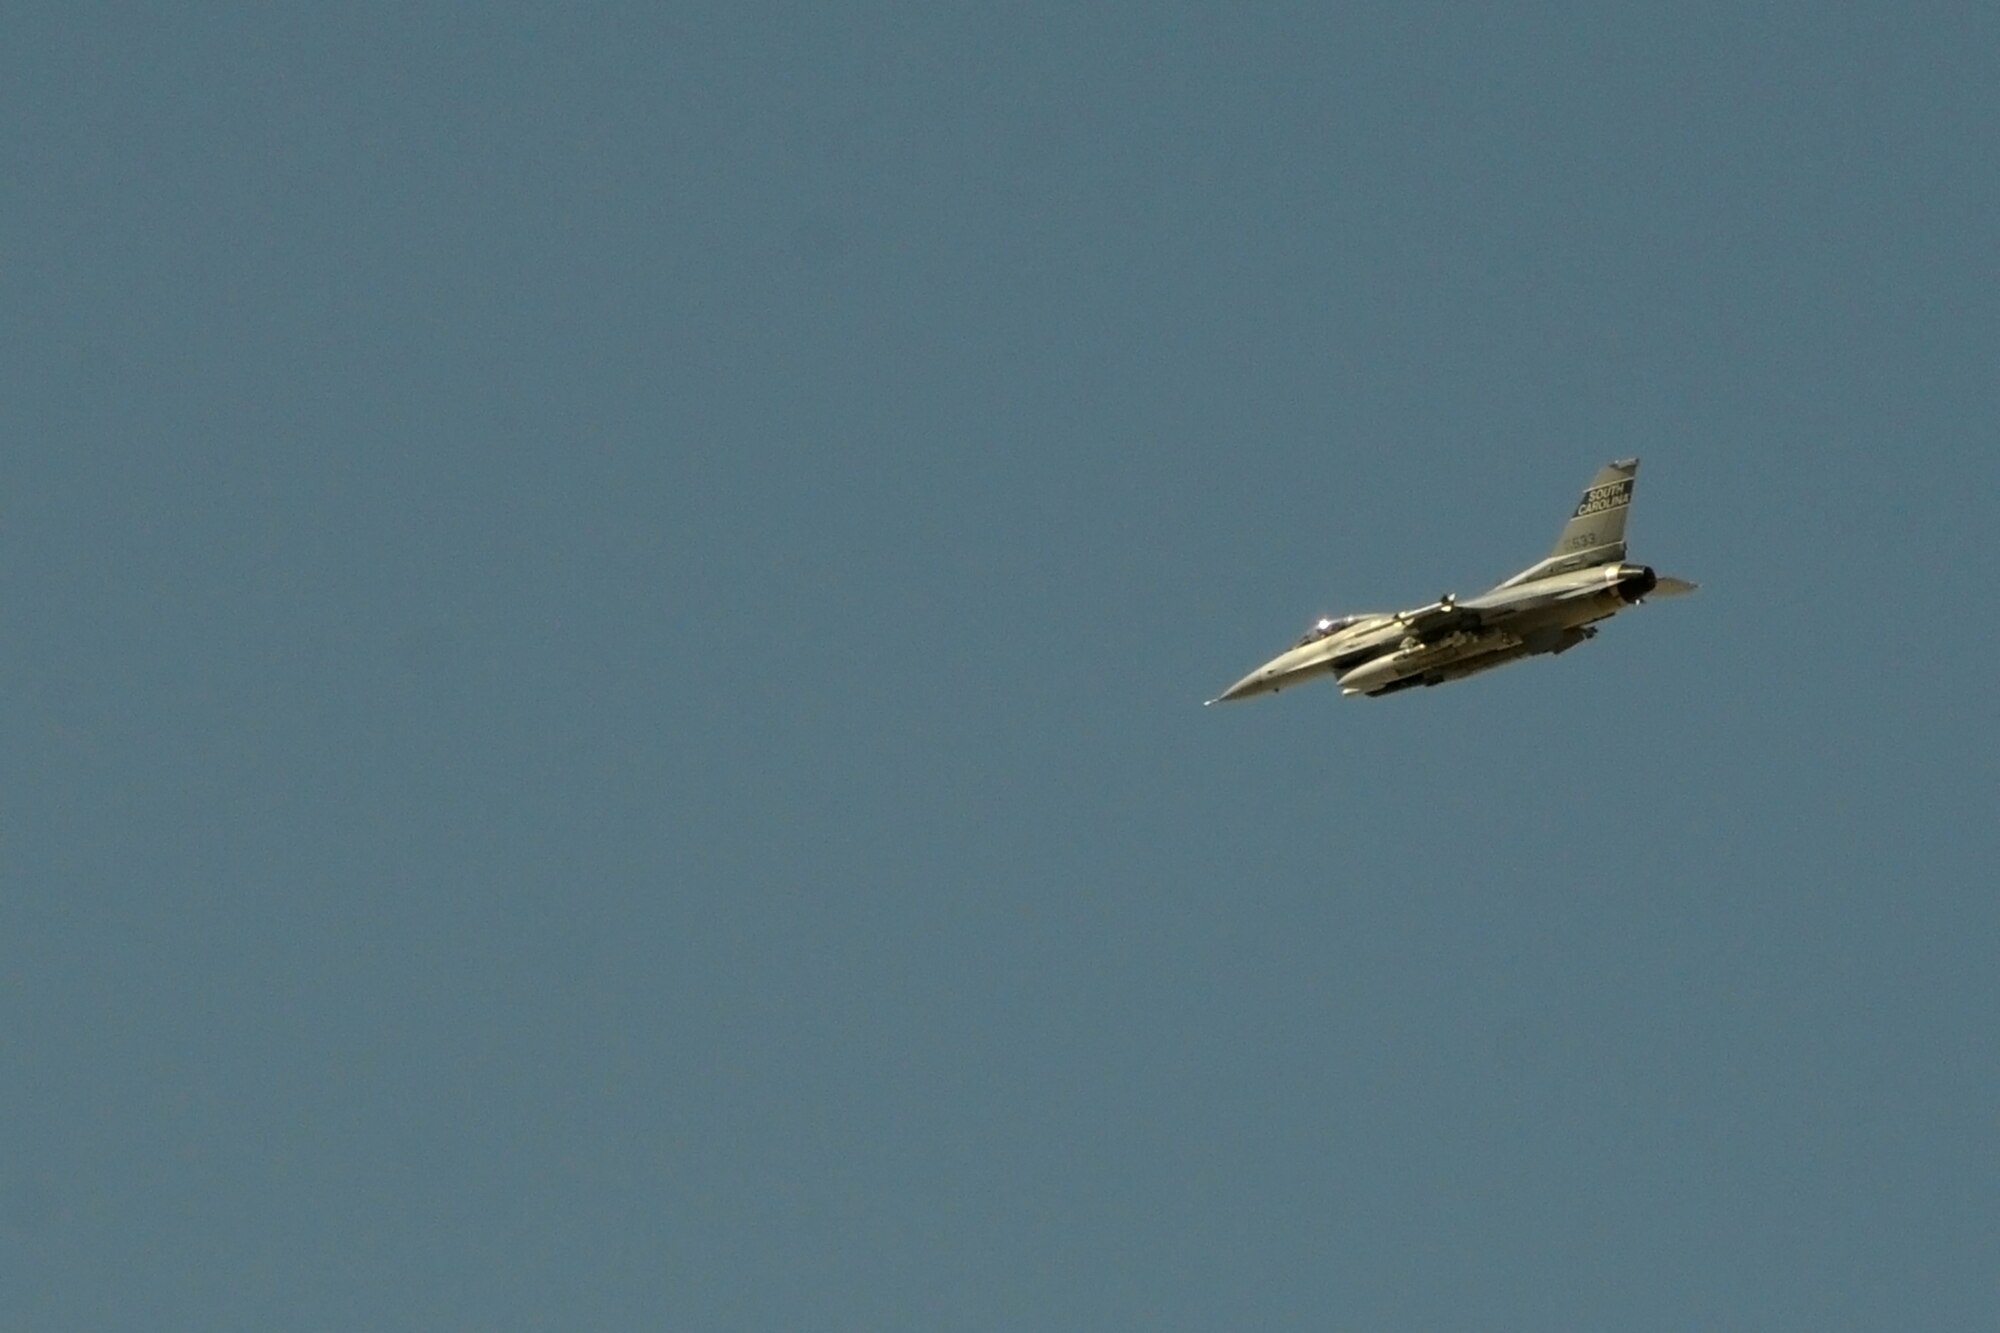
[1209,458,1695,703]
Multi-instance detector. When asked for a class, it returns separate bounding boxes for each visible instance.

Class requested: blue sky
[4,4,1996,1328]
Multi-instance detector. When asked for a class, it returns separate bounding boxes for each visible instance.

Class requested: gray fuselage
[1214,565,1657,702]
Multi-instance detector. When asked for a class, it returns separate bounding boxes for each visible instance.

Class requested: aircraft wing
[1459,563,1687,619]
[1457,581,1609,617]
[1393,598,1482,637]
[1394,574,1619,640]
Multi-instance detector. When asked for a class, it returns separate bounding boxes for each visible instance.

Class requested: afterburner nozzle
[1616,564,1658,602]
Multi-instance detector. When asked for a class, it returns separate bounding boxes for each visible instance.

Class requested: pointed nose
[1209,638,1351,705]
[1209,666,1287,704]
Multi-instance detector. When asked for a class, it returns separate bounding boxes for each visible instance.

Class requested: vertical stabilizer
[1549,458,1638,563]
[1495,459,1640,587]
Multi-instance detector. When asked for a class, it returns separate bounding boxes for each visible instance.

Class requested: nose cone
[1209,668,1282,704]
[1208,640,1341,704]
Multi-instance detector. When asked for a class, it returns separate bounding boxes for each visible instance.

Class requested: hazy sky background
[4,4,1996,1329]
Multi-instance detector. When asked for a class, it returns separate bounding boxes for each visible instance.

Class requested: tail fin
[1496,459,1640,587]
[1548,458,1638,563]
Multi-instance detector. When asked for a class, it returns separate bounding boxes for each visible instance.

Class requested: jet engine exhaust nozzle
[1616,564,1658,603]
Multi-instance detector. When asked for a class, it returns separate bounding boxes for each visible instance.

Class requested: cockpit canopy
[1295,613,1367,646]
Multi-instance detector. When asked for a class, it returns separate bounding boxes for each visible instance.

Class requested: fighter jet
[1209,458,1695,703]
